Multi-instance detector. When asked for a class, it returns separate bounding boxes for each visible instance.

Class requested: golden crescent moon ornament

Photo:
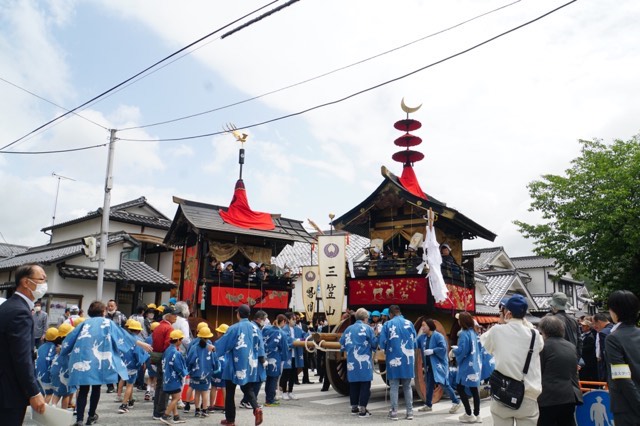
[401,97,422,114]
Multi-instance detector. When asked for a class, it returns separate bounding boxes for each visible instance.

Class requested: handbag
[489,329,536,409]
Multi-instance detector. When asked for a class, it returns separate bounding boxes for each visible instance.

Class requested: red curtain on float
[399,165,427,200]
[219,179,275,230]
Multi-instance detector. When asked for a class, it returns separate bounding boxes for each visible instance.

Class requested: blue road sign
[575,389,614,426]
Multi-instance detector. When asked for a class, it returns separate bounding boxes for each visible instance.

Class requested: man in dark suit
[593,312,614,381]
[0,263,47,425]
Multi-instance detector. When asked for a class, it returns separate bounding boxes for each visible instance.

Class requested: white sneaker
[418,405,432,412]
[288,392,298,400]
[281,392,291,400]
[459,413,477,423]
[449,402,462,413]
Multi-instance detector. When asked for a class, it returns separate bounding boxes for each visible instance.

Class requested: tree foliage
[514,136,640,298]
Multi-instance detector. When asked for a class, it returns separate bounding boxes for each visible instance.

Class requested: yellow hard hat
[126,319,143,331]
[45,327,59,342]
[215,323,229,334]
[197,327,214,339]
[74,317,86,325]
[170,329,184,340]
[196,321,209,332]
[156,305,165,313]
[147,303,157,310]
[58,323,74,337]
[150,321,160,331]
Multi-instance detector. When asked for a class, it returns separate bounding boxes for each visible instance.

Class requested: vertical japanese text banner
[301,266,319,323]
[318,235,346,326]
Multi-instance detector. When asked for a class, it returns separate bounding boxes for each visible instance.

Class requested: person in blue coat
[213,304,265,426]
[451,312,482,423]
[35,327,59,404]
[186,326,219,418]
[240,310,267,409]
[60,300,152,426]
[279,311,307,401]
[262,314,289,406]
[118,319,150,414]
[340,308,378,417]
[208,323,228,413]
[50,323,76,409]
[144,321,159,402]
[416,318,462,414]
[378,305,417,421]
[161,329,188,424]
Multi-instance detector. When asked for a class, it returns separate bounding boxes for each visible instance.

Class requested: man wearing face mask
[0,263,48,425]
[105,299,127,327]
[33,300,48,348]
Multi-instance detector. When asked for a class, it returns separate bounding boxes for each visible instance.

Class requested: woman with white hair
[339,308,378,418]
[172,301,192,350]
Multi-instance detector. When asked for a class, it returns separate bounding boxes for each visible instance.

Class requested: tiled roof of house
[511,256,556,269]
[58,260,175,288]
[0,243,29,258]
[463,247,504,271]
[0,233,128,271]
[482,272,516,306]
[272,232,370,274]
[41,196,171,231]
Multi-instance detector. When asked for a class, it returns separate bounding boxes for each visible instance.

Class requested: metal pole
[50,173,76,243]
[97,129,117,301]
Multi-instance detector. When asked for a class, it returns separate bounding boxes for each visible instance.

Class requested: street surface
[25,375,493,425]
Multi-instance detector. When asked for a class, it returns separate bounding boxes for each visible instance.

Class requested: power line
[119,0,577,143]
[0,0,280,153]
[0,76,109,131]
[0,143,107,155]
[120,0,522,132]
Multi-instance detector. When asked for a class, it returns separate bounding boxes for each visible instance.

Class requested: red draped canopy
[399,165,427,200]
[219,179,275,230]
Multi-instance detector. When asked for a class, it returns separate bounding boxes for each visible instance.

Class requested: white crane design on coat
[91,340,114,370]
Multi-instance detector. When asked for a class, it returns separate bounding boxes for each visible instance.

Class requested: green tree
[514,136,640,298]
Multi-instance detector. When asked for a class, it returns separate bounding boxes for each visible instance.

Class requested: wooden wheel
[325,316,355,396]
[413,316,447,403]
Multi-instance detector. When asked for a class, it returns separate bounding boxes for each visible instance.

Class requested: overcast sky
[1,0,639,256]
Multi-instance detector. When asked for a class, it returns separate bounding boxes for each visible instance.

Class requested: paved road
[25,376,494,425]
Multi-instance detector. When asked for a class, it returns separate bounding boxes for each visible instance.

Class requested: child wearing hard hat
[186,325,220,418]
[160,329,189,424]
[207,323,229,413]
[35,327,59,404]
[144,321,160,402]
[117,319,150,414]
[50,323,76,409]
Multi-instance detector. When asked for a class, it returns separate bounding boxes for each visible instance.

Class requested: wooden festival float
[163,125,315,327]
[297,100,496,401]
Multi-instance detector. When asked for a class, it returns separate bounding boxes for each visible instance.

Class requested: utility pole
[96,129,116,301]
[50,172,75,243]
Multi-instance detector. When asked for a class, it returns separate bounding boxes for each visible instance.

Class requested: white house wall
[50,218,102,243]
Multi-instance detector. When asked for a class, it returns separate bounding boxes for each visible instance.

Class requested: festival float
[298,99,497,400]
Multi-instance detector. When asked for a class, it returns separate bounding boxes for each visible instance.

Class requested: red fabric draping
[399,165,427,200]
[349,277,428,306]
[219,179,275,230]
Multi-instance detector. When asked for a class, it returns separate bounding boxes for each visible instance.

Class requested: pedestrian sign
[575,389,613,426]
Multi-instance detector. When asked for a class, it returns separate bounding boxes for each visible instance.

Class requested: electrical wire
[0,0,279,153]
[0,143,108,155]
[119,0,522,132]
[118,0,577,143]
[0,76,109,131]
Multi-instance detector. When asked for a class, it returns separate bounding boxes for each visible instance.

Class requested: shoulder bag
[488,329,536,409]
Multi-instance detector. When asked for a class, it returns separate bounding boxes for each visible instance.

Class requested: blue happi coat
[186,338,219,390]
[50,351,76,397]
[417,330,451,385]
[262,325,289,377]
[250,321,267,382]
[163,344,188,392]
[60,316,137,386]
[452,329,481,387]
[378,314,417,380]
[211,353,227,388]
[120,333,149,383]
[281,323,306,369]
[214,318,264,385]
[35,341,57,392]
[340,320,378,382]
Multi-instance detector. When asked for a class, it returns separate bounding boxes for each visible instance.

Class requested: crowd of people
[206,257,293,286]
[0,263,638,426]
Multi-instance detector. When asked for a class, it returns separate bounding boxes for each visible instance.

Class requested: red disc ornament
[394,119,422,132]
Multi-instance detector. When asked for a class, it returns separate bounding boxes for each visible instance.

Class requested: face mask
[107,309,116,314]
[29,281,48,300]
[34,306,42,312]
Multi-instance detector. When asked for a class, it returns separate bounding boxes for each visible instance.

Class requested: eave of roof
[164,196,315,247]
[58,260,175,289]
[333,166,496,242]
